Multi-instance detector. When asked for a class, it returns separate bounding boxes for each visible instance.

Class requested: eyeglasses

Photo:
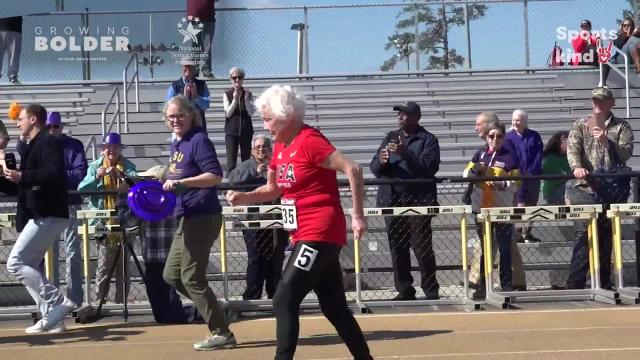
[487,133,503,140]
[254,145,270,150]
[231,76,244,81]
[47,125,61,130]
[166,113,187,121]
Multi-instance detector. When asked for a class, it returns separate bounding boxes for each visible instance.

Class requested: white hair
[251,133,271,148]
[255,85,306,123]
[511,109,528,130]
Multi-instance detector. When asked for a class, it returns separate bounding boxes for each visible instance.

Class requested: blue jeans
[7,217,68,316]
[51,205,83,306]
[566,186,613,289]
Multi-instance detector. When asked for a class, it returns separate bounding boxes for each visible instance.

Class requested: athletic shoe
[524,235,541,243]
[25,319,47,334]
[9,76,20,85]
[391,293,416,301]
[47,320,67,333]
[193,331,237,351]
[42,298,75,331]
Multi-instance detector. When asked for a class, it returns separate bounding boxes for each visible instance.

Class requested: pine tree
[381,1,487,71]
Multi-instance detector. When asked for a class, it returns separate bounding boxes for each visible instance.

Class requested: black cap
[581,19,592,28]
[393,101,421,116]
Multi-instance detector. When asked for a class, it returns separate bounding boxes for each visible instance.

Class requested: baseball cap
[46,112,62,126]
[103,132,123,146]
[581,20,592,28]
[392,101,421,116]
[592,87,613,100]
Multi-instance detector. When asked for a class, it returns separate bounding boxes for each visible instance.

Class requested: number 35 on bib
[281,198,298,231]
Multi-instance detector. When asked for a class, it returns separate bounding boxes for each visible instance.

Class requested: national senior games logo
[171,16,207,66]
[34,25,130,62]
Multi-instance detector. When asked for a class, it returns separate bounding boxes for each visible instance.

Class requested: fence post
[634,176,640,286]
[220,221,229,302]
[523,0,530,67]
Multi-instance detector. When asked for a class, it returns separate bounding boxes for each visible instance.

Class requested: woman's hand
[225,191,247,206]
[163,179,180,191]
[351,214,368,241]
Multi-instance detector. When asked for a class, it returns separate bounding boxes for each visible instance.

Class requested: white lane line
[306,347,640,360]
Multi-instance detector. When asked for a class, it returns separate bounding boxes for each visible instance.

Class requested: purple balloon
[127,181,176,222]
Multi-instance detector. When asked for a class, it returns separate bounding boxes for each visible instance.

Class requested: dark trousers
[566,187,613,289]
[476,222,514,289]
[144,262,189,324]
[273,241,371,360]
[225,134,252,172]
[242,228,288,300]
[385,215,439,296]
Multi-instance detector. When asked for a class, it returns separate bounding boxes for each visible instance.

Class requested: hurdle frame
[351,205,478,312]
[607,203,640,304]
[480,204,621,309]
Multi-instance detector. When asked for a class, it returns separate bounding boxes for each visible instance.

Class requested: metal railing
[122,53,140,132]
[84,135,98,161]
[101,86,121,136]
[600,42,631,118]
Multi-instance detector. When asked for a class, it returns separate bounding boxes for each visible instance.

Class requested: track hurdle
[608,203,640,304]
[352,205,475,312]
[480,204,620,309]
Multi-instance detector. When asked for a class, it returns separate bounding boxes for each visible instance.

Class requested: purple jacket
[504,128,543,203]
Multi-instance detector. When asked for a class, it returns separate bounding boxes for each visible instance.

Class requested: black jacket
[370,126,440,207]
[224,88,254,137]
[0,130,69,231]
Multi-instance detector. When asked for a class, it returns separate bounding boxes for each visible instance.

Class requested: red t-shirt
[269,125,346,245]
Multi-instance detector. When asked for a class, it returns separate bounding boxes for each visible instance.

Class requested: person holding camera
[166,63,211,132]
[223,67,255,172]
[78,133,137,304]
[371,102,441,301]
[566,87,634,290]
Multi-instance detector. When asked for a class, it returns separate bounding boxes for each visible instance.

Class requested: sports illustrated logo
[34,26,130,56]
[178,16,203,44]
[171,16,207,66]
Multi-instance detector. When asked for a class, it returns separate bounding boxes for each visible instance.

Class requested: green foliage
[381,1,488,71]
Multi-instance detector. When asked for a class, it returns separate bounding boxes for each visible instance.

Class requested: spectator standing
[227,134,288,300]
[504,109,544,245]
[370,101,441,301]
[0,16,22,84]
[570,19,599,66]
[223,67,255,172]
[161,96,235,350]
[463,121,520,298]
[602,18,639,85]
[41,112,87,307]
[2,104,73,333]
[566,87,633,290]
[166,63,211,132]
[78,133,137,304]
[187,0,219,78]
[541,131,571,205]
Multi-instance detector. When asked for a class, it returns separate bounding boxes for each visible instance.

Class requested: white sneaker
[25,319,47,334]
[42,298,75,331]
[47,320,67,333]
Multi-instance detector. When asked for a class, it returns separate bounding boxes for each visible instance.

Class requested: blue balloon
[127,181,176,222]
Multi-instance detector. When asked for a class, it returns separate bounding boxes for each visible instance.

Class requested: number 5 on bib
[294,244,318,271]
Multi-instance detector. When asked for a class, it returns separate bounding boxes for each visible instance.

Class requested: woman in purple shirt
[161,96,236,351]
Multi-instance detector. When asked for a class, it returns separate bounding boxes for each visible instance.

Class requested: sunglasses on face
[47,125,61,130]
[623,23,633,27]
[487,133,503,140]
[231,76,244,80]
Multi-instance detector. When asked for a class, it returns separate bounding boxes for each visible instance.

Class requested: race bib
[294,244,318,271]
[281,198,298,231]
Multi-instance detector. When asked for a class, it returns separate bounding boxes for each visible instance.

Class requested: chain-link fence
[0,175,639,316]
[3,0,632,81]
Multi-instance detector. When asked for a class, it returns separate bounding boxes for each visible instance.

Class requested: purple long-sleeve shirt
[504,128,544,203]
